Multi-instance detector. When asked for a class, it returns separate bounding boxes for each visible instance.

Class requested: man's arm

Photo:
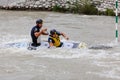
[34,31,42,38]
[34,28,48,37]
[41,28,49,35]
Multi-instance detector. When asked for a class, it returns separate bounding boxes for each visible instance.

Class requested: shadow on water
[88,44,113,50]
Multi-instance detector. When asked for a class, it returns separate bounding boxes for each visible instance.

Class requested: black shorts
[31,36,40,47]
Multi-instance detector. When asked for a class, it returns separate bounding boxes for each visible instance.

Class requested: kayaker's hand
[48,46,56,49]
[65,37,69,40]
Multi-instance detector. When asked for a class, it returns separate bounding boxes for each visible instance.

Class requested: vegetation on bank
[52,0,115,16]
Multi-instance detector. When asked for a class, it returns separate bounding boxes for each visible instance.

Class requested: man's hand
[41,28,49,35]
[41,28,47,33]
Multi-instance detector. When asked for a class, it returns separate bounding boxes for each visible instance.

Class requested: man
[48,29,69,48]
[31,19,48,47]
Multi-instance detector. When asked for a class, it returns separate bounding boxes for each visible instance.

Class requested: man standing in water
[31,19,48,47]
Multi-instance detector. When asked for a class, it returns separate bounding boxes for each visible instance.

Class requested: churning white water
[0,10,120,80]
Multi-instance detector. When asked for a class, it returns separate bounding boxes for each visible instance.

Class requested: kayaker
[48,29,69,48]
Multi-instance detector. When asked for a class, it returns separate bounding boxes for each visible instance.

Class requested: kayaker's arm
[48,38,56,48]
[61,32,69,40]
[49,42,54,47]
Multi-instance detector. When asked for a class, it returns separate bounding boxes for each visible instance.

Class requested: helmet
[50,29,56,35]
[36,19,43,24]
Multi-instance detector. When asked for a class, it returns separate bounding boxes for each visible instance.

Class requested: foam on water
[1,40,120,79]
[87,57,120,79]
[0,38,120,59]
[0,36,90,59]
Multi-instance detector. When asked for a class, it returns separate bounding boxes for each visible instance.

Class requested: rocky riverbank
[93,0,120,13]
[0,0,72,11]
[0,0,120,13]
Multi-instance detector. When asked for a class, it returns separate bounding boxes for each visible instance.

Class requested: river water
[0,10,120,80]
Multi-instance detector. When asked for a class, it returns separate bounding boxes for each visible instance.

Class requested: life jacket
[50,36,61,47]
